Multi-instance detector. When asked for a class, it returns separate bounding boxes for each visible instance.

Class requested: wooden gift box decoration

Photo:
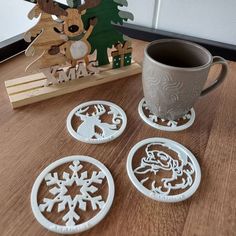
[5,0,142,108]
[111,41,133,69]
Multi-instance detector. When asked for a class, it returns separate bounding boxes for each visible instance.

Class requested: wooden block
[5,62,142,109]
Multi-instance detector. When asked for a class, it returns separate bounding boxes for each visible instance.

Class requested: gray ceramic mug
[142,39,229,120]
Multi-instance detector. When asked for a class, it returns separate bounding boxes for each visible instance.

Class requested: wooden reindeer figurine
[48,0,101,67]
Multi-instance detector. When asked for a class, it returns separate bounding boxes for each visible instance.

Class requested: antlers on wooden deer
[37,0,68,16]
[37,0,101,16]
[78,0,101,13]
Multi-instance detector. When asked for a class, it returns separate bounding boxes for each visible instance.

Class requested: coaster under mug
[142,39,228,120]
[138,98,195,131]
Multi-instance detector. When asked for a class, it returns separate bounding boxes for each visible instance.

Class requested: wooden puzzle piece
[5,61,142,109]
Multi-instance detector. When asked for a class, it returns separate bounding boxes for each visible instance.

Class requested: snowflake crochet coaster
[127,138,201,202]
[138,98,195,132]
[67,101,127,144]
[31,156,115,234]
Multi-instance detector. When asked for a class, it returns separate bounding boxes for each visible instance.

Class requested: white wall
[156,0,236,45]
[0,0,67,42]
[125,0,236,45]
[1,0,236,45]
[0,0,37,42]
[121,0,157,28]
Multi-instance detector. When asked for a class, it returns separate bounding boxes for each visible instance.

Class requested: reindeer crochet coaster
[5,0,141,108]
[67,100,127,144]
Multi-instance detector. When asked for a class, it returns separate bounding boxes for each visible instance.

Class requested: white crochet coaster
[67,100,127,144]
[127,138,201,203]
[31,155,115,234]
[138,98,195,132]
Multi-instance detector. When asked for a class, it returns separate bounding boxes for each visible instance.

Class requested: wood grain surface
[0,39,235,236]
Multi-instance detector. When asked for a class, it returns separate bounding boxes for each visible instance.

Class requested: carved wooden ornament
[23,0,136,87]
[4,0,142,109]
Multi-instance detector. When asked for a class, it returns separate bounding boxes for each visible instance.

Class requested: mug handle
[201,56,229,96]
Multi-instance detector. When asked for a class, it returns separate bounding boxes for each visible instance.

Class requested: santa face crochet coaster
[127,138,201,203]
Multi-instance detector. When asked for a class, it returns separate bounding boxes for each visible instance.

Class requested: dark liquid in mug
[152,55,196,68]
[147,41,210,68]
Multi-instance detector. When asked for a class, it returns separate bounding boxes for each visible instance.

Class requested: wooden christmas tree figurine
[4,0,141,108]
[82,0,134,65]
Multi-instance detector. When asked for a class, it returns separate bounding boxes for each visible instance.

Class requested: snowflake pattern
[143,100,191,127]
[139,99,195,131]
[38,161,106,226]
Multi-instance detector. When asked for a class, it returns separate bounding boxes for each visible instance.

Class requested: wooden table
[0,39,235,236]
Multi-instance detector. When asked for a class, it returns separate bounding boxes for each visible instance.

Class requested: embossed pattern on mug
[142,53,208,120]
